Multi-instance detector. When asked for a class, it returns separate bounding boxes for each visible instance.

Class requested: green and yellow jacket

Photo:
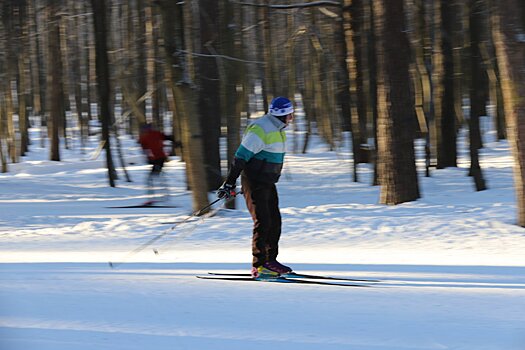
[226,113,287,184]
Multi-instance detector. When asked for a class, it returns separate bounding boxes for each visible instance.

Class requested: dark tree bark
[353,0,370,162]
[2,1,19,163]
[367,0,379,186]
[437,0,458,168]
[158,0,210,213]
[374,0,420,205]
[91,0,117,187]
[343,0,365,182]
[486,1,506,140]
[493,0,525,225]
[15,1,30,156]
[28,0,43,122]
[219,0,242,209]
[261,3,274,104]
[468,0,487,191]
[0,3,7,172]
[199,0,222,191]
[47,0,63,162]
[136,0,147,122]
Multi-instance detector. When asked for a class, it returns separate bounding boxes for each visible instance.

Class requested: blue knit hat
[269,97,294,116]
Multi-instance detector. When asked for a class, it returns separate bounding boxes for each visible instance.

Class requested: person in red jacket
[139,123,174,199]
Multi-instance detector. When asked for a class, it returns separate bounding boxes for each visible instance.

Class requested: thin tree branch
[176,49,266,65]
[229,0,341,9]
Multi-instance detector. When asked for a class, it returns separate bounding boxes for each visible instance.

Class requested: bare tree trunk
[4,79,16,163]
[198,0,222,191]
[367,0,379,186]
[70,0,86,152]
[47,0,62,161]
[136,0,147,122]
[486,0,506,140]
[159,0,209,213]
[84,1,95,138]
[219,0,242,209]
[300,36,315,154]
[2,2,18,164]
[298,8,317,154]
[113,123,131,182]
[493,0,525,225]
[374,0,420,205]
[18,51,30,156]
[28,0,43,122]
[139,0,152,123]
[334,4,352,136]
[450,0,465,135]
[310,30,335,149]
[437,0,458,168]
[406,0,431,175]
[152,3,162,125]
[432,0,445,171]
[353,0,369,160]
[16,2,30,156]
[0,95,7,171]
[426,0,439,176]
[343,0,364,182]
[0,137,6,173]
[286,11,297,154]
[157,3,182,159]
[58,11,70,149]
[0,7,7,172]
[261,3,274,104]
[468,0,487,191]
[91,0,117,187]
[144,0,157,124]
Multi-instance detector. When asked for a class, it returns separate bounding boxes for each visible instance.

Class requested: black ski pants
[149,158,166,174]
[146,158,166,195]
[241,175,282,268]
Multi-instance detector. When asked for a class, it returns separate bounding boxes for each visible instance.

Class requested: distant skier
[217,97,295,279]
[139,123,177,201]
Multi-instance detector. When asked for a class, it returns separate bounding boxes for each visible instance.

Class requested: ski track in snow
[1,263,525,350]
[1,129,525,349]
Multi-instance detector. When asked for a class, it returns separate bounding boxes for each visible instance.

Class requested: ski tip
[196,276,211,280]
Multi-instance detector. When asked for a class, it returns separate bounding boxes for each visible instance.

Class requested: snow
[1,127,525,350]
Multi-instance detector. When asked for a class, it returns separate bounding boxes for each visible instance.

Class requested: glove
[217,183,236,199]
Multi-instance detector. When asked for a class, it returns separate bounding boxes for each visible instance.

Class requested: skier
[217,96,294,279]
[138,123,176,202]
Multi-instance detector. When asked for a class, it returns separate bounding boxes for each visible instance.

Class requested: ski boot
[263,260,293,276]
[251,266,280,280]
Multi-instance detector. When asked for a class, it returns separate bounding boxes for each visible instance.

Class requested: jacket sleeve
[224,157,246,186]
[224,124,265,185]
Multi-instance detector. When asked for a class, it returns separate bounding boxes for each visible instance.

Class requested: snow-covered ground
[1,128,525,350]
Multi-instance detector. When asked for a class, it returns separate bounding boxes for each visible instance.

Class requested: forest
[0,0,525,224]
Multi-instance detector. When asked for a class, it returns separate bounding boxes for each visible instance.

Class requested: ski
[107,205,179,208]
[107,203,178,208]
[196,275,370,287]
[107,199,180,209]
[207,272,379,283]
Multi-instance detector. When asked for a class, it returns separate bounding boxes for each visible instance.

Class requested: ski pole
[108,192,240,268]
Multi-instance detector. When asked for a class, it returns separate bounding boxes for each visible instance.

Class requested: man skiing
[217,97,294,279]
[139,123,174,201]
